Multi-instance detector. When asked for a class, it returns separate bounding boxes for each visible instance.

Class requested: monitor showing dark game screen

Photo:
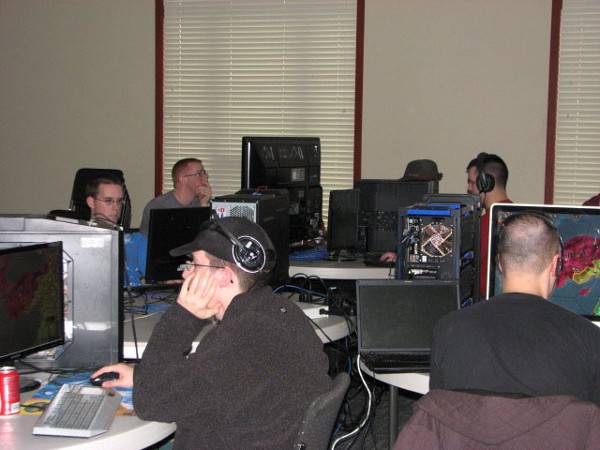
[0,242,65,361]
[145,207,212,283]
[488,203,600,317]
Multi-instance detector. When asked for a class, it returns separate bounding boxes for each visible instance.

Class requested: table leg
[388,385,398,448]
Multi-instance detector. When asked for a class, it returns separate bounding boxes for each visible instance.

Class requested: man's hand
[196,181,212,207]
[91,363,134,388]
[177,267,220,319]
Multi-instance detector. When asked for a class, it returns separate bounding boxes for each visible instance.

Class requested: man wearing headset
[466,153,512,297]
[429,213,600,405]
[93,216,332,449]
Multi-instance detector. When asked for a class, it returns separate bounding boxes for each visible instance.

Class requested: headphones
[210,211,275,273]
[476,152,495,194]
[498,211,564,278]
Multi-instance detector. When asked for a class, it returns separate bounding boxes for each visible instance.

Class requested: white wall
[362,0,552,203]
[0,0,155,226]
[0,0,553,227]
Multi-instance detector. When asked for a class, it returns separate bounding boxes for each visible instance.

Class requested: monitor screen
[145,207,212,283]
[326,189,360,257]
[0,242,65,362]
[488,203,600,317]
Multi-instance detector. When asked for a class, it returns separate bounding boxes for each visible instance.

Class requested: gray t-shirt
[139,190,201,235]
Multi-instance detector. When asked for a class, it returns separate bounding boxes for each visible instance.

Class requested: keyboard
[33,384,122,438]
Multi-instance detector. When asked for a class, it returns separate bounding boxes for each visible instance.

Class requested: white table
[0,380,175,450]
[123,304,354,360]
[289,258,394,280]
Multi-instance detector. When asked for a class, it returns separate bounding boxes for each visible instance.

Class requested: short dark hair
[205,253,271,292]
[466,153,509,189]
[497,213,561,275]
[85,173,125,198]
[172,158,203,184]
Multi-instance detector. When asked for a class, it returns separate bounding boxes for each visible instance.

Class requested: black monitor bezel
[0,241,65,362]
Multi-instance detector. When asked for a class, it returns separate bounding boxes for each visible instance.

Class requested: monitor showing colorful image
[488,203,600,317]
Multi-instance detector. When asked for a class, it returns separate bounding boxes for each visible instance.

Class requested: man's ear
[217,266,235,287]
[86,196,95,210]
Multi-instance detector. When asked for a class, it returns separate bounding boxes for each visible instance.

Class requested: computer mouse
[90,371,120,386]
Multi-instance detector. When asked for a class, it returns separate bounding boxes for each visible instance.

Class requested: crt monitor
[487,203,600,317]
[0,242,65,362]
[145,207,212,283]
[326,189,360,257]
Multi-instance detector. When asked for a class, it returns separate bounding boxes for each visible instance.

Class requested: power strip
[292,300,329,319]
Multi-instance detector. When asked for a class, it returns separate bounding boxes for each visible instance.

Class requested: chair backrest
[57,168,131,228]
[294,372,350,450]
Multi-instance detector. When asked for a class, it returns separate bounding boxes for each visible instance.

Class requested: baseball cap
[399,159,443,181]
[169,215,276,271]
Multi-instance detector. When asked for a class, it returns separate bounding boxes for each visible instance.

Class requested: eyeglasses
[183,170,209,180]
[94,197,125,207]
[177,261,224,272]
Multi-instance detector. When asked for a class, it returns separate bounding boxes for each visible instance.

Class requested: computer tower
[396,200,480,305]
[213,191,290,288]
[354,179,439,253]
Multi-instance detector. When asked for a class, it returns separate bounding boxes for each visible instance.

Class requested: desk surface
[1,381,175,450]
[289,258,394,280]
[123,304,354,360]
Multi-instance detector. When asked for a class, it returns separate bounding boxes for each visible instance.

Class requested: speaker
[475,152,495,194]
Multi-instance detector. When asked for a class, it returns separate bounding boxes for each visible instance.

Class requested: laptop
[145,207,211,283]
[357,279,460,373]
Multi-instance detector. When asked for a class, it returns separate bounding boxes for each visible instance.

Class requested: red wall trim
[545,0,562,204]
[353,0,365,182]
[155,0,165,196]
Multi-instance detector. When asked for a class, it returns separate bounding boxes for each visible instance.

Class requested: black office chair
[50,168,131,229]
[293,371,350,450]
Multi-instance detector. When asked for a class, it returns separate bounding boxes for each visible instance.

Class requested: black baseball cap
[169,215,276,271]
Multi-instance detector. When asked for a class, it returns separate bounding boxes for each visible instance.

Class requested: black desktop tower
[212,191,290,288]
[396,196,481,305]
[354,179,439,253]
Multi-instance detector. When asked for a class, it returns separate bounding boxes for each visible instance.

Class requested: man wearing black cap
[92,216,332,449]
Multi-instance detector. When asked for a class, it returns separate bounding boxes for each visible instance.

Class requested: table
[289,258,394,280]
[359,361,429,449]
[123,303,354,360]
[0,379,176,450]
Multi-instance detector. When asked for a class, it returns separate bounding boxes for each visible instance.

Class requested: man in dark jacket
[93,216,332,449]
[430,212,600,405]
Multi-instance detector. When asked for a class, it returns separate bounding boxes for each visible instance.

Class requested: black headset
[476,152,495,194]
[210,211,274,273]
[499,211,564,278]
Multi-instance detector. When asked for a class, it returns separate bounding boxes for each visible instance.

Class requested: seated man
[85,173,126,227]
[139,158,212,235]
[430,212,600,406]
[93,217,332,449]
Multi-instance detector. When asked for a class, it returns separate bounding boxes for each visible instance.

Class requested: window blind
[554,0,600,205]
[162,0,357,222]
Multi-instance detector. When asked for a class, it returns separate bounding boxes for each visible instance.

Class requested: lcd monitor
[0,242,65,362]
[488,203,600,317]
[145,207,212,283]
[241,136,322,242]
[0,215,122,370]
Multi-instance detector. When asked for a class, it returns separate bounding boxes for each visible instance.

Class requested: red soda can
[0,366,20,415]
